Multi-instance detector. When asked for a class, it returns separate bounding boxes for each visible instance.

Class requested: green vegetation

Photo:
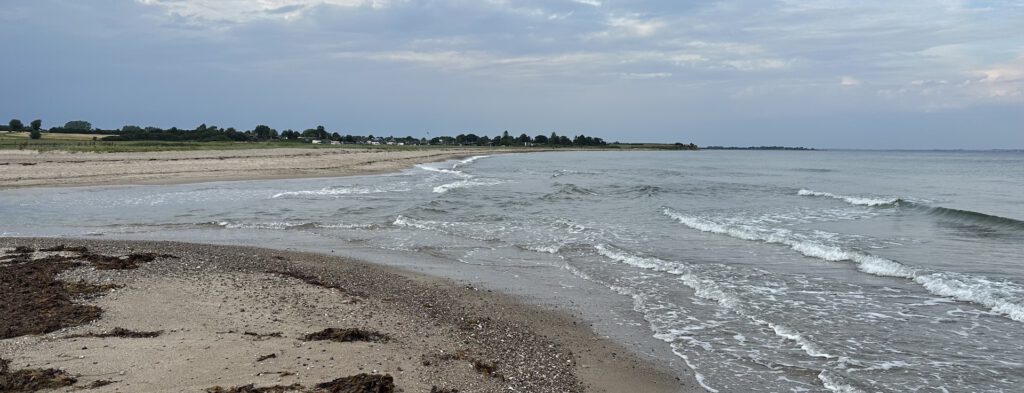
[8,119,23,132]
[1,117,700,153]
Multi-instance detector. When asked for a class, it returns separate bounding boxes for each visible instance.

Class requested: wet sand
[0,238,697,392]
[0,148,528,189]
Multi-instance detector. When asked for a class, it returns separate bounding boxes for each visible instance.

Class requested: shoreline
[0,237,697,392]
[0,147,546,190]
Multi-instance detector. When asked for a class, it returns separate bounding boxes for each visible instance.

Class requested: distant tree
[253,124,273,140]
[30,119,42,131]
[518,133,530,144]
[64,120,92,131]
[501,130,512,146]
[9,119,23,131]
[549,132,558,145]
[534,135,548,144]
[315,125,328,140]
[30,129,41,139]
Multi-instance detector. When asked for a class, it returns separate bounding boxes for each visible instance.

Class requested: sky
[2,0,1022,148]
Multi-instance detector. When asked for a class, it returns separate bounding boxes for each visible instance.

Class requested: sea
[2,150,1022,392]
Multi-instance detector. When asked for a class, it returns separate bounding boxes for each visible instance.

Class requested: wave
[452,155,491,169]
[272,186,405,199]
[662,208,1024,322]
[798,189,1024,231]
[541,183,598,200]
[923,206,1024,231]
[208,221,373,230]
[415,164,469,177]
[393,215,437,231]
[797,189,901,207]
[609,184,663,198]
[433,179,502,194]
[594,244,845,363]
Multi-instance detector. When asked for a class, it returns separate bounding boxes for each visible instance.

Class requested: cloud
[136,0,391,22]
[2,0,1022,147]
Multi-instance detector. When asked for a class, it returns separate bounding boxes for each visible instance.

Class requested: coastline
[0,238,697,392]
[0,147,542,189]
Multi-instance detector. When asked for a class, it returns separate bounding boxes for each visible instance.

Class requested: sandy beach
[0,148,528,189]
[0,238,694,392]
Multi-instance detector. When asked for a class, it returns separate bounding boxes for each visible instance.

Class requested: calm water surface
[2,150,1022,392]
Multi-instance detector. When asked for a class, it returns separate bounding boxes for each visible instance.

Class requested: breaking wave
[662,208,1024,322]
[594,244,846,366]
[797,189,901,207]
[272,186,406,199]
[452,155,491,169]
[798,189,1024,231]
[415,164,469,177]
[433,179,502,194]
[208,221,372,230]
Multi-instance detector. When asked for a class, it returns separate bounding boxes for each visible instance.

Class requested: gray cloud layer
[2,0,1022,148]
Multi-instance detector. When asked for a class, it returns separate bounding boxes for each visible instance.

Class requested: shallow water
[2,150,1022,392]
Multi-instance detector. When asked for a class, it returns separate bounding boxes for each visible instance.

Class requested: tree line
[3,118,614,147]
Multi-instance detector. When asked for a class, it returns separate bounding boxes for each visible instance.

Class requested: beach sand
[0,148,525,189]
[0,238,697,392]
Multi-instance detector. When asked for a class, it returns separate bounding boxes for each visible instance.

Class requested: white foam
[766,322,835,359]
[798,189,899,207]
[215,221,306,230]
[597,243,839,362]
[594,244,685,274]
[527,244,562,254]
[817,371,865,393]
[272,186,403,199]
[452,155,491,168]
[913,272,1024,322]
[393,215,438,231]
[433,179,502,194]
[415,164,469,177]
[663,208,1024,323]
[671,347,720,393]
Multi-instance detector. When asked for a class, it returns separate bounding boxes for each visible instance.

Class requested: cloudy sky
[2,0,1022,148]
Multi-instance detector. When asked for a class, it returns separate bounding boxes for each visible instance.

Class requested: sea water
[2,150,1022,392]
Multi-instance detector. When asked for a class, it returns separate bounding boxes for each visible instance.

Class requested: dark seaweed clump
[206,373,394,393]
[0,358,78,392]
[301,328,388,343]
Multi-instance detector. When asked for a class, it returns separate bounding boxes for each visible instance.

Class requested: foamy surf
[433,178,502,194]
[452,155,491,169]
[271,185,406,198]
[415,164,470,177]
[662,208,1024,322]
[797,189,901,207]
[595,243,850,378]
